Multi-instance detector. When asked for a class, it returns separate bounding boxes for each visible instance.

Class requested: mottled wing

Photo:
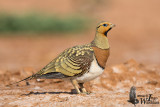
[35,44,94,79]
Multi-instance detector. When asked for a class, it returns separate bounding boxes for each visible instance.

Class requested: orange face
[96,22,115,35]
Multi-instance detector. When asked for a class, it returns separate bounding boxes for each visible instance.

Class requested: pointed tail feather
[6,75,35,87]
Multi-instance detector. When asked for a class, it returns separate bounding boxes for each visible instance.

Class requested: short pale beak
[110,24,116,28]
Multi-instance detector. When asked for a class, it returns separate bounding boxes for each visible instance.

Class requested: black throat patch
[104,28,112,36]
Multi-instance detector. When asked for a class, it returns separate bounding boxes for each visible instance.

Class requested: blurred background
[0,0,160,71]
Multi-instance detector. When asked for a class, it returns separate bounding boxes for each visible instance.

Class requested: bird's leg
[78,83,87,93]
[71,79,81,94]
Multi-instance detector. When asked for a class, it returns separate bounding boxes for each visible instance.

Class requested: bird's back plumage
[34,44,94,79]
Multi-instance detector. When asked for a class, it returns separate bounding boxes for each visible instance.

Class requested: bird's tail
[6,74,36,87]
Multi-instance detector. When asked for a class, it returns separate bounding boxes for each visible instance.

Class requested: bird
[7,21,115,94]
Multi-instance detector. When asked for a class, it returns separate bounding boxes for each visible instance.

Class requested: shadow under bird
[7,21,115,94]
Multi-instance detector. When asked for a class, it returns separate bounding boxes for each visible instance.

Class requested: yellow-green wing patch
[34,44,94,78]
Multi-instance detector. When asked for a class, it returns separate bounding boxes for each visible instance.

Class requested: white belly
[75,56,104,83]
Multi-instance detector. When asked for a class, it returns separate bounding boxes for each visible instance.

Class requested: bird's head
[96,21,115,36]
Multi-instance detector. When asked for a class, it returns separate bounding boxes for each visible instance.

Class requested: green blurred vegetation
[0,13,90,34]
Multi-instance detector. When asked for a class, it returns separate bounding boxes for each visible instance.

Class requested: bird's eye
[103,24,108,27]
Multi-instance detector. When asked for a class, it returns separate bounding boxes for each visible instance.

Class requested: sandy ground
[0,0,160,106]
[0,36,160,107]
[0,58,160,107]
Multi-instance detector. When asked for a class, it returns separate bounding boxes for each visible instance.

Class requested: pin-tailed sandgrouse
[8,21,115,94]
